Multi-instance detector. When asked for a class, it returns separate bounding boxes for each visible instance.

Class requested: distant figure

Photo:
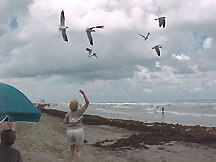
[0,129,23,162]
[64,89,89,162]
[162,107,165,114]
[161,107,165,123]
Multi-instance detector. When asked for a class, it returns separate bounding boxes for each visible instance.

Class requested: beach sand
[12,107,216,162]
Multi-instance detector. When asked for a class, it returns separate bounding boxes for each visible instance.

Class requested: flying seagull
[138,32,150,40]
[86,48,98,58]
[154,17,166,28]
[152,45,162,56]
[59,10,69,42]
[86,25,104,46]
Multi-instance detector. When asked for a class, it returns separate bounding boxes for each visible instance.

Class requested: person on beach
[7,122,16,131]
[162,107,165,114]
[64,89,89,162]
[161,107,165,123]
[0,121,16,135]
[0,129,23,162]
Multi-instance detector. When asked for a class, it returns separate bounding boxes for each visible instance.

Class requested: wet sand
[12,106,216,162]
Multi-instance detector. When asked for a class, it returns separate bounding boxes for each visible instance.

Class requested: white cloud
[172,54,190,61]
[193,87,202,92]
[26,0,154,32]
[188,65,199,73]
[143,88,152,93]
[203,37,213,49]
[155,61,161,68]
[134,65,179,84]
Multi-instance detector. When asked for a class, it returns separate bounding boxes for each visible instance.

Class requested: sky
[0,0,216,103]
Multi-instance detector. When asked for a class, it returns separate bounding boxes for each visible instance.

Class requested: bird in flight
[138,32,150,40]
[154,17,166,28]
[59,10,69,42]
[86,48,98,58]
[152,45,162,56]
[86,26,104,46]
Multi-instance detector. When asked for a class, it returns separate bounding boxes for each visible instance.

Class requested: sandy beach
[11,105,216,162]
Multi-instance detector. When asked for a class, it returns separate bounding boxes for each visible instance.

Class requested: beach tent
[0,82,41,122]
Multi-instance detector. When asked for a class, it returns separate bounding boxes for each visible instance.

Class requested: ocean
[47,100,216,127]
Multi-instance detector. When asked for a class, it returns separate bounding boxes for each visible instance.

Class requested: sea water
[48,100,216,127]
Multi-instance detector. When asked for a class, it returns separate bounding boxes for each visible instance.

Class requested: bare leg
[75,144,81,162]
[68,145,75,162]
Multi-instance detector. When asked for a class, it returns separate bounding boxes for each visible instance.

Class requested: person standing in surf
[64,89,89,162]
[161,107,165,123]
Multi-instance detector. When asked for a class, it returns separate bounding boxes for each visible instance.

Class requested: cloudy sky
[0,0,216,103]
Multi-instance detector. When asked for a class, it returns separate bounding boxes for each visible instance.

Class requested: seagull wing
[95,25,104,29]
[145,32,150,40]
[138,34,146,39]
[86,48,92,52]
[86,48,92,55]
[89,26,96,30]
[155,47,160,56]
[60,10,65,26]
[162,18,166,28]
[61,29,68,42]
[159,18,163,27]
[86,30,93,45]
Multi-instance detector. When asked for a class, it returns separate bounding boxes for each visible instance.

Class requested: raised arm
[80,89,89,110]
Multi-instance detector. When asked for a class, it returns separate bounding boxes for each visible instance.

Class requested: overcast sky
[0,0,216,103]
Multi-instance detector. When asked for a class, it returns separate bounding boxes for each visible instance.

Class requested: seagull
[86,48,98,58]
[86,25,104,46]
[59,10,69,42]
[138,32,150,40]
[152,45,162,56]
[154,17,166,28]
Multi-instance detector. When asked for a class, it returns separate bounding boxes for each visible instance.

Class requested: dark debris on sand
[37,105,216,150]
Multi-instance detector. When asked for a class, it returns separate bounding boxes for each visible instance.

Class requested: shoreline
[35,102,216,127]
[37,103,216,150]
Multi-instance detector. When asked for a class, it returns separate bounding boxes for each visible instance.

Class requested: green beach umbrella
[0,82,41,122]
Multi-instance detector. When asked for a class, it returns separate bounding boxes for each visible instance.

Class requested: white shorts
[66,127,84,145]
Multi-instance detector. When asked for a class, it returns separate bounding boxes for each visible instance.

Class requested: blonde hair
[69,99,79,112]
